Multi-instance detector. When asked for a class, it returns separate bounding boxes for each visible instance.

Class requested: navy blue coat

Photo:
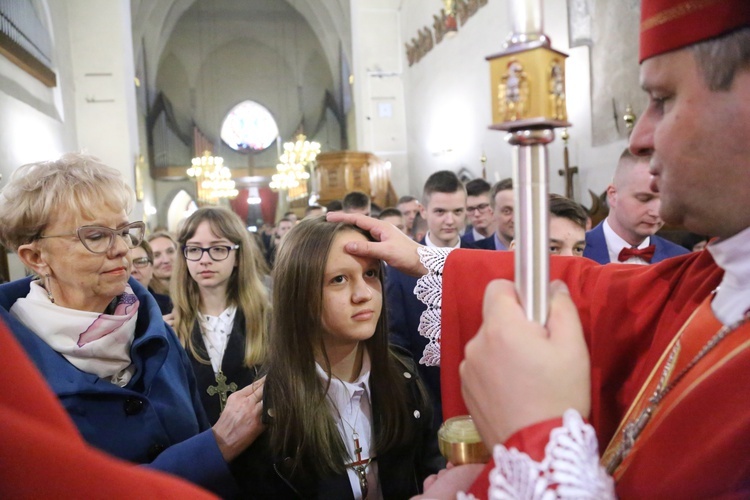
[472,235,498,250]
[0,277,236,498]
[584,221,689,264]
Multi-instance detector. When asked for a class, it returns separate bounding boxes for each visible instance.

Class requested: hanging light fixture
[187,151,239,205]
[270,133,321,191]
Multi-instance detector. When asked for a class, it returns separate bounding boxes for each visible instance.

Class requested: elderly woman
[0,153,264,497]
[130,239,173,315]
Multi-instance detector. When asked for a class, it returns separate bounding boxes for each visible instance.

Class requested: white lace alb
[458,410,615,499]
[415,245,453,367]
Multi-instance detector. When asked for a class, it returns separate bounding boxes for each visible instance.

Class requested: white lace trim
[415,245,454,367]
[458,493,479,500]
[476,409,615,499]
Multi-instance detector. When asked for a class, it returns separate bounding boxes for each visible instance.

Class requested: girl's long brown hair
[265,217,419,477]
[171,207,270,367]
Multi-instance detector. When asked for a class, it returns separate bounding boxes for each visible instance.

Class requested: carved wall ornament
[456,0,482,26]
[433,10,449,43]
[405,39,418,66]
[406,28,434,66]
[419,27,434,55]
[404,0,489,66]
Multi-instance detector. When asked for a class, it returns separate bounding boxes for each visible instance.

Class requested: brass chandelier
[270,134,321,191]
[187,151,239,205]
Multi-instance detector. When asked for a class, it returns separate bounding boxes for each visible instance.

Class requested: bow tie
[618,244,656,263]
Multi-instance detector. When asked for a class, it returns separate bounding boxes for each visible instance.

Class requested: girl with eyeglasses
[171,207,271,425]
[232,217,443,498]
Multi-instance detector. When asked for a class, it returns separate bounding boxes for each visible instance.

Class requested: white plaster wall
[0,1,77,281]
[0,1,141,279]
[0,1,77,181]
[351,0,409,199]
[398,0,628,203]
[66,0,140,194]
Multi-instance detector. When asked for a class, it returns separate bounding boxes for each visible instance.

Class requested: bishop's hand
[460,280,591,448]
[325,212,426,277]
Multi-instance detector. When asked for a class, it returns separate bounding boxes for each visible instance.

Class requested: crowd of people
[1,1,748,498]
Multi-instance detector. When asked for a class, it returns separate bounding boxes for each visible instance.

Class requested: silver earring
[44,273,55,304]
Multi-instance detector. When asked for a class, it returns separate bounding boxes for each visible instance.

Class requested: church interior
[0,0,644,281]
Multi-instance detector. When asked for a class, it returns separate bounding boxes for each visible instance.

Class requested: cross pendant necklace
[207,370,238,412]
[339,398,374,499]
[347,431,372,499]
[201,312,237,412]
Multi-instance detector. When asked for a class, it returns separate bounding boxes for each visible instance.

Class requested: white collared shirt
[708,225,750,325]
[603,218,652,264]
[472,228,488,242]
[315,351,382,500]
[198,305,237,373]
[425,231,461,249]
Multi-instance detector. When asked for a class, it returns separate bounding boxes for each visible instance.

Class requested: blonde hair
[171,207,270,367]
[145,231,178,295]
[146,231,178,249]
[0,153,134,251]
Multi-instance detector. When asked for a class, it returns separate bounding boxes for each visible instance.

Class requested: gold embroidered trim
[641,0,722,32]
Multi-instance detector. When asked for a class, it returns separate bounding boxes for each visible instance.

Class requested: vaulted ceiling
[131,0,351,92]
[130,0,352,168]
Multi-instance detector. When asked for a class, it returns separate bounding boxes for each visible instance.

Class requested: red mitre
[640,0,750,62]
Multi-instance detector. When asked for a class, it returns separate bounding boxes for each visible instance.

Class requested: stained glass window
[220,100,279,152]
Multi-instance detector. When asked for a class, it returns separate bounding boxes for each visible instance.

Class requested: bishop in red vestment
[447,0,750,496]
[328,0,750,497]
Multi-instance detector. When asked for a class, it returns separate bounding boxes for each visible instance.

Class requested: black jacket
[231,348,444,499]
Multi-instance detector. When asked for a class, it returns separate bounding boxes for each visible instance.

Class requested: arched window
[220,100,279,153]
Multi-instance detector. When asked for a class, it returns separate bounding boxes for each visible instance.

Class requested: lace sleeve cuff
[481,409,615,499]
[415,245,454,367]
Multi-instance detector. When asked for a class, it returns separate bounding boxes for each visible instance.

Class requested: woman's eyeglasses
[182,245,239,262]
[40,222,146,254]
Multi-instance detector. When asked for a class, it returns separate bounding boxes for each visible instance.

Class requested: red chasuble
[439,249,750,497]
[0,318,217,499]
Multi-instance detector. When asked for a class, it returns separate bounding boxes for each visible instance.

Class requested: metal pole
[505,0,549,48]
[507,129,553,323]
[486,0,568,323]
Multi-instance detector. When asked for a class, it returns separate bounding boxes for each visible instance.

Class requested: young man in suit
[386,170,477,430]
[342,190,371,216]
[397,195,421,238]
[462,178,495,245]
[585,149,688,264]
